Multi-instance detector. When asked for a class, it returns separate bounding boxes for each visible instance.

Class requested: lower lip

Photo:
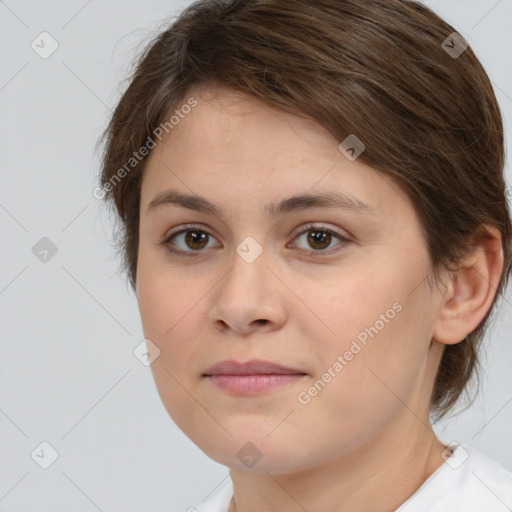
[206,374,306,394]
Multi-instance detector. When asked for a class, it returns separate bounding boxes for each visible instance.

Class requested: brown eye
[291,223,349,255]
[306,230,332,250]
[163,225,221,256]
[162,222,349,258]
[182,230,209,250]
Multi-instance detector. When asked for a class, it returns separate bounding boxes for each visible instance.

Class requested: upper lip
[203,359,307,376]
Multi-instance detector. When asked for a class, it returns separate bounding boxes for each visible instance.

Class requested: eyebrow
[146,189,377,216]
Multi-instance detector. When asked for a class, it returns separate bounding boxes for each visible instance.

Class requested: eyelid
[162,222,350,256]
[164,222,349,241]
[290,222,349,240]
[287,222,350,254]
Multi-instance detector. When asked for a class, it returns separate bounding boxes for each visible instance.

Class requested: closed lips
[203,360,308,395]
[203,359,307,376]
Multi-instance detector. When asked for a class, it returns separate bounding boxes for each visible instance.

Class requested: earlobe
[433,225,504,346]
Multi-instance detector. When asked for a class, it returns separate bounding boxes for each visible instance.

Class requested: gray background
[1,1,511,511]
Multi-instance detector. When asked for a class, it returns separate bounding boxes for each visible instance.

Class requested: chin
[193,429,313,474]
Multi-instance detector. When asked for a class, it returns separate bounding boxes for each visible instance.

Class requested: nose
[208,241,288,336]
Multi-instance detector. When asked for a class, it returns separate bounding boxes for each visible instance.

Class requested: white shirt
[189,443,512,512]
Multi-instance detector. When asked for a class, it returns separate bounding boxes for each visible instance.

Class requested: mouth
[203,359,308,395]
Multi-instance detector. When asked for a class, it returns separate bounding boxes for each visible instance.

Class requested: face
[136,84,447,474]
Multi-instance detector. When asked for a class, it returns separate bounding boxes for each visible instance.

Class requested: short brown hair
[97,0,512,421]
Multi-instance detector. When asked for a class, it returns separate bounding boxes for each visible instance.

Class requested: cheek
[304,272,430,413]
[307,270,400,356]
[295,342,420,454]
[136,267,195,394]
[136,264,209,431]
[136,251,195,339]
[136,254,221,379]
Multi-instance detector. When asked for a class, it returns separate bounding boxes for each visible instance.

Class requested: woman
[98,1,512,510]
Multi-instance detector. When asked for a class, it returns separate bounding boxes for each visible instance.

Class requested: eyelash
[161,222,350,258]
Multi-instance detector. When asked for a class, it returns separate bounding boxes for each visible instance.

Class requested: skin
[136,84,504,512]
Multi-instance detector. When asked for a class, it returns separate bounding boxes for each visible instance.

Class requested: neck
[227,412,447,512]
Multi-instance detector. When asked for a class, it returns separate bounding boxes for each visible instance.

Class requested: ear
[433,224,504,345]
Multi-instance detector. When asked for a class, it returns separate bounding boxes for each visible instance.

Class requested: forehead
[140,85,413,222]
